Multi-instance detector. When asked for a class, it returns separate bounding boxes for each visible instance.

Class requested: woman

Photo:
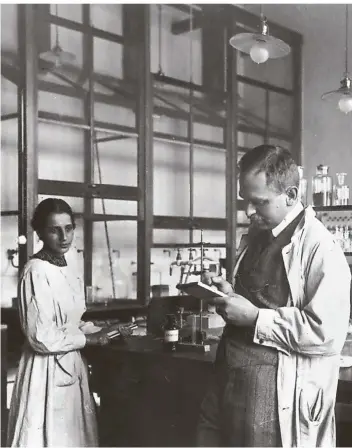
[7,198,123,447]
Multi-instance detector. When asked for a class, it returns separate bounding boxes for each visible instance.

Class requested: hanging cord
[93,132,116,299]
[345,4,349,75]
[157,4,164,76]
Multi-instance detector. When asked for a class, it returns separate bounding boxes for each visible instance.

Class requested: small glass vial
[334,173,350,206]
[312,165,333,207]
[297,166,308,206]
[163,314,179,352]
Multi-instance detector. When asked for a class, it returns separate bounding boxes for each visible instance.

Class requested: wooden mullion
[18,5,38,264]
[135,5,153,306]
[82,4,94,288]
[225,16,238,281]
[291,41,303,164]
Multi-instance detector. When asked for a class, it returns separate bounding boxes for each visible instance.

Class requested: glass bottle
[334,173,350,206]
[312,165,333,206]
[163,314,179,352]
[297,166,308,206]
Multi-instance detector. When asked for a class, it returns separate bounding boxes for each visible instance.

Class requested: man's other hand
[212,294,259,327]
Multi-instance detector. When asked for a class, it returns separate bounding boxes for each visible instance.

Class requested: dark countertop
[94,334,352,384]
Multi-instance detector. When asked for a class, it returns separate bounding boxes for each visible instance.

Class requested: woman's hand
[105,323,134,339]
[85,331,110,346]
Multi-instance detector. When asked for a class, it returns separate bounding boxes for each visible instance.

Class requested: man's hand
[212,294,259,327]
[201,272,234,295]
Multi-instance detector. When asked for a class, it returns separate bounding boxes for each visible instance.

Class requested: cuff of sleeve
[76,332,87,349]
[253,308,276,344]
[253,309,290,355]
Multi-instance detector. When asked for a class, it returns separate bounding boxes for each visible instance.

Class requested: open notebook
[176,281,228,301]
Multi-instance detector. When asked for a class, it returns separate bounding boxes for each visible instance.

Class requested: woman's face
[39,212,74,256]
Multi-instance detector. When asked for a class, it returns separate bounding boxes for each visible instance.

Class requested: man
[197,145,351,447]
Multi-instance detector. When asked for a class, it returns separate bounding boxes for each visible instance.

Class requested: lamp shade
[322,75,352,114]
[39,45,75,68]
[229,32,291,61]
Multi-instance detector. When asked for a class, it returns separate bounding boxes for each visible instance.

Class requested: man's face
[239,170,290,230]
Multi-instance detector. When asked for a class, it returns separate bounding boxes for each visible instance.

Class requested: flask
[334,173,350,206]
[297,166,308,206]
[312,165,333,206]
[163,314,179,352]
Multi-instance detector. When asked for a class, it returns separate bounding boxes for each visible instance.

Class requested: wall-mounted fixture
[7,235,27,268]
[39,4,75,69]
[229,7,291,64]
[321,5,352,114]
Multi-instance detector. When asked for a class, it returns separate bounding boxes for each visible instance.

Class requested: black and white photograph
[1,2,352,447]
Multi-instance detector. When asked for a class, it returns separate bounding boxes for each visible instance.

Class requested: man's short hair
[238,144,299,193]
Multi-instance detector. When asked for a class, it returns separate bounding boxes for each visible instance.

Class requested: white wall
[245,4,352,200]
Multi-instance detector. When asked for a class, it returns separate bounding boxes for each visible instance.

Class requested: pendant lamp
[321,5,352,114]
[229,7,291,64]
[39,4,75,69]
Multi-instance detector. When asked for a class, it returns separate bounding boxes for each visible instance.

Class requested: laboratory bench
[86,334,352,447]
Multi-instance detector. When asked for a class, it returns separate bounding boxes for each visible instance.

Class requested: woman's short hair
[31,198,76,233]
[238,144,299,193]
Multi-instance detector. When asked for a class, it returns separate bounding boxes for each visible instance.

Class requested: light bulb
[338,95,352,114]
[250,42,270,64]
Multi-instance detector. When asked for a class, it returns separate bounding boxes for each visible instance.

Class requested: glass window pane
[1,215,18,307]
[238,81,267,132]
[193,146,226,218]
[38,122,85,182]
[94,37,123,79]
[1,78,17,115]
[153,141,190,216]
[38,92,84,119]
[1,119,18,211]
[192,229,226,245]
[150,5,202,84]
[269,91,293,135]
[93,135,137,187]
[153,229,190,245]
[153,116,188,139]
[237,41,293,90]
[193,123,224,145]
[1,4,18,55]
[51,4,83,24]
[92,221,137,300]
[38,195,84,213]
[93,199,137,215]
[49,24,83,69]
[238,131,264,148]
[91,4,123,35]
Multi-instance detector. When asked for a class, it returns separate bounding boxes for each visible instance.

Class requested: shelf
[313,206,352,212]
